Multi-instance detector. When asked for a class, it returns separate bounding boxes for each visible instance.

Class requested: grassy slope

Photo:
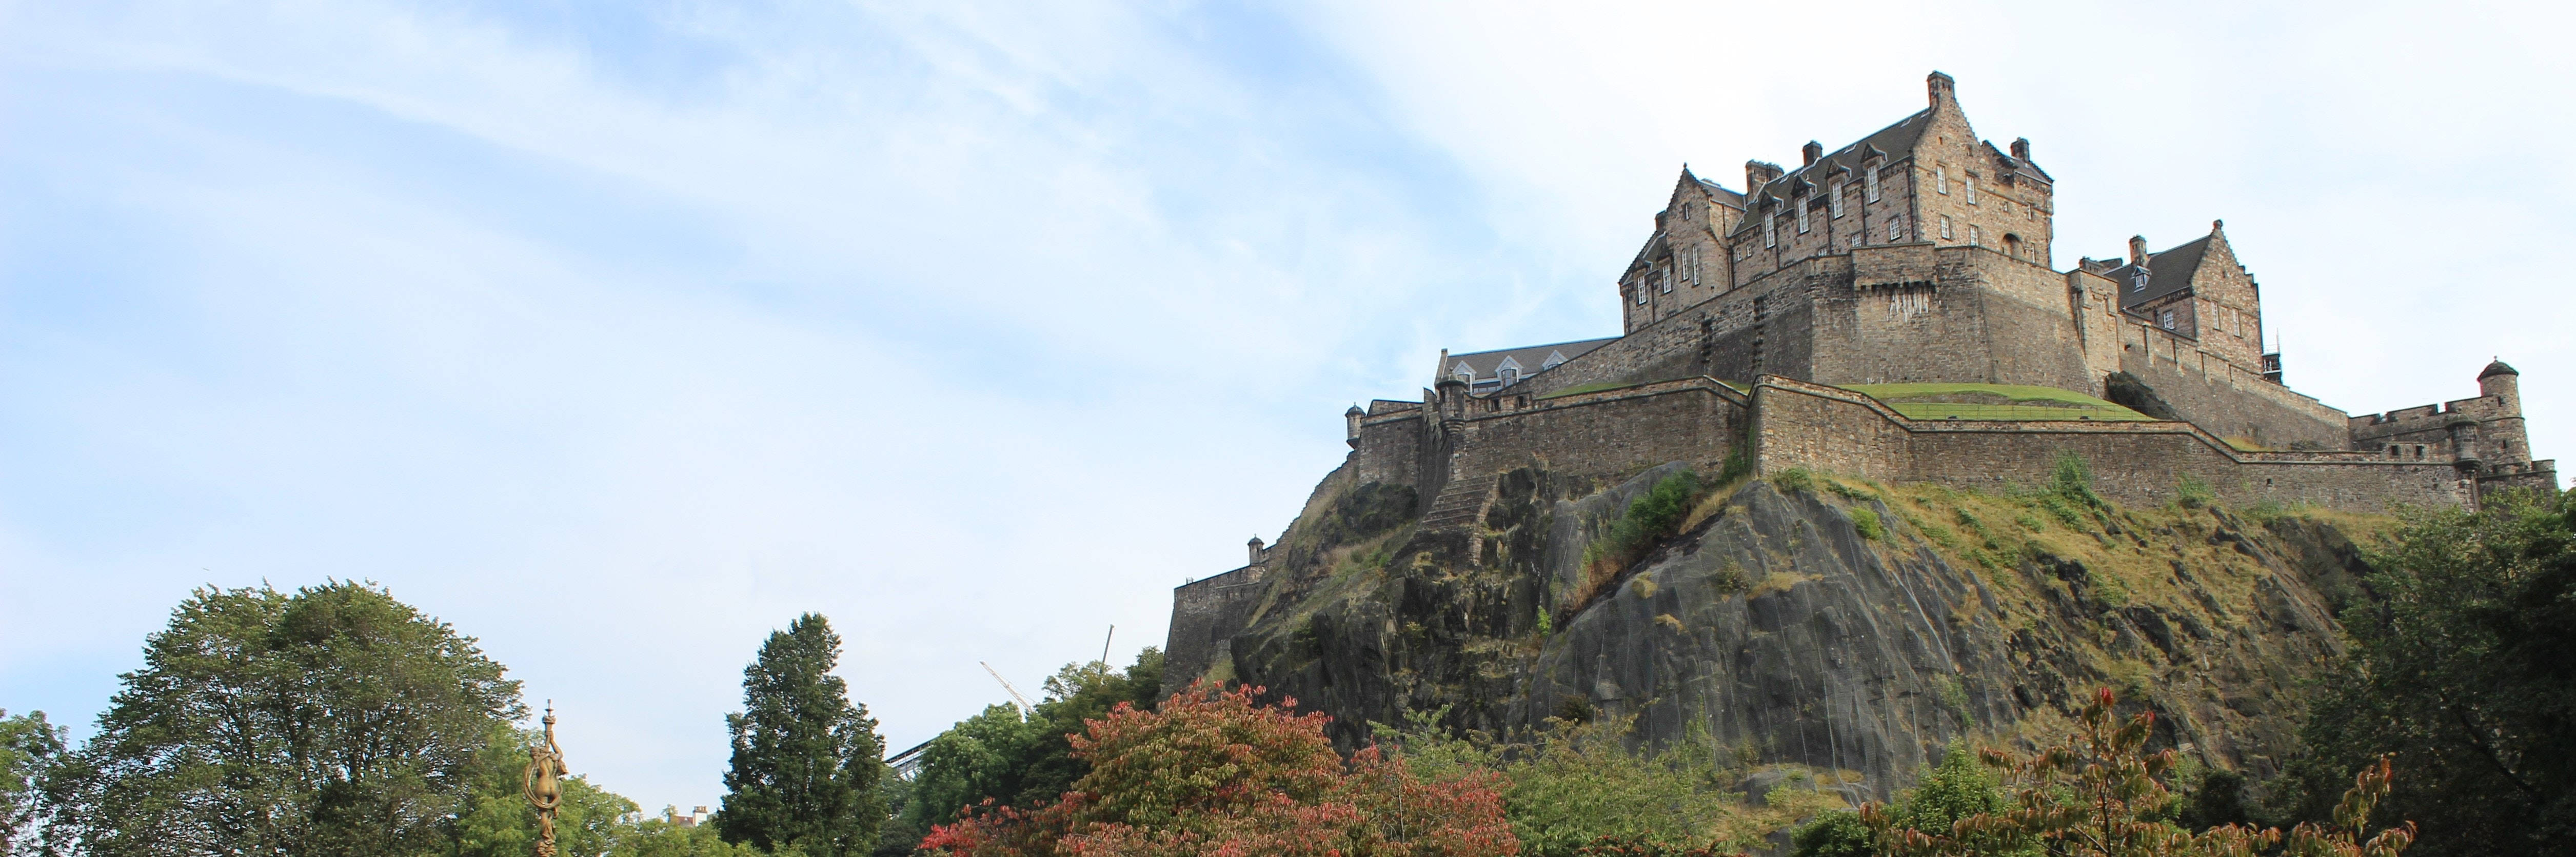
[1838,383,2154,422]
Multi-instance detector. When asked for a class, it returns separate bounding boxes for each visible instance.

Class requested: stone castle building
[1168,72,2554,680]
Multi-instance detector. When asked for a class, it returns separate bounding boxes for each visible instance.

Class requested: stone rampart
[1444,378,1747,483]
[1164,564,1267,685]
[2118,324,2347,450]
[1750,377,2474,512]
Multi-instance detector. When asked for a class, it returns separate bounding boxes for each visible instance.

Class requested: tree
[1864,687,2411,857]
[885,648,1163,853]
[715,614,886,857]
[43,582,521,856]
[1,710,65,855]
[2283,488,2576,855]
[921,682,1515,857]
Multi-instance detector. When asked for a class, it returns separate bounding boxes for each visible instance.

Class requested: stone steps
[1419,473,1499,531]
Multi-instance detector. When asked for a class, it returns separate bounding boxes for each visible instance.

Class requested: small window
[1939,215,1954,241]
[1659,269,1672,293]
[2160,309,2176,330]
[1935,165,1948,194]
[1969,225,1981,246]
[1865,166,1881,202]
[1764,213,1776,248]
[2131,272,2148,292]
[1887,217,1901,242]
[1796,199,1810,233]
[1965,175,1977,205]
[1829,182,1846,217]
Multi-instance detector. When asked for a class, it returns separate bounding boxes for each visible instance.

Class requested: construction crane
[980,661,1034,720]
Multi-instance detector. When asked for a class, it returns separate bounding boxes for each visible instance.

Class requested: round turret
[1345,405,1365,448]
[2479,360,2520,409]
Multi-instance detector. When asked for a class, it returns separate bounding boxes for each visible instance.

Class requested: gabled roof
[1439,337,1619,386]
[1728,108,1936,237]
[2108,235,2212,310]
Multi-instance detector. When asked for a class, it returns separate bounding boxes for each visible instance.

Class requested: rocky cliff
[1201,461,2383,800]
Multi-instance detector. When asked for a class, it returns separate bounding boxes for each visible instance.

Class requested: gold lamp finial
[524,701,569,857]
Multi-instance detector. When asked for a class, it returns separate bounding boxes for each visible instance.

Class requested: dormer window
[1829,181,1846,216]
[2131,272,2148,293]
[1935,165,1948,194]
[1865,166,1881,202]
[1541,350,1568,370]
[1497,357,1522,387]
[1452,362,1474,383]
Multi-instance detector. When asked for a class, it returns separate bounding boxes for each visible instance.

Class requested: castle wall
[1164,564,1267,685]
[1445,379,1746,482]
[1750,377,2475,513]
[2069,272,2124,396]
[2118,323,2348,450]
[1352,409,1424,488]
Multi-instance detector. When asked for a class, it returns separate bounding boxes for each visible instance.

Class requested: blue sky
[6,0,2571,814]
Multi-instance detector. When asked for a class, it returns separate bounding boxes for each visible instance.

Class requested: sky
[5,0,2572,814]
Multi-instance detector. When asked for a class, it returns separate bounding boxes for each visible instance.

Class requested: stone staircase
[1419,473,1499,532]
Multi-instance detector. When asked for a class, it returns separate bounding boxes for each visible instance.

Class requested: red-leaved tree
[922,682,1515,857]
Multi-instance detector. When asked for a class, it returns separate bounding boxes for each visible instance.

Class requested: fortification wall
[1750,377,2474,512]
[1164,564,1267,684]
[1805,245,2089,391]
[1447,379,1745,482]
[2118,324,2347,450]
[1352,409,1424,488]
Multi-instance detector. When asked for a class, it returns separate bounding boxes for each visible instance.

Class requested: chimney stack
[1745,160,1782,193]
[2010,137,2030,161]
[1927,71,1955,106]
[2128,235,2148,265]
[1801,141,1822,166]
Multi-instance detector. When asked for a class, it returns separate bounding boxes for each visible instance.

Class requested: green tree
[715,614,886,857]
[612,813,766,857]
[2283,488,2576,855]
[884,648,1162,853]
[45,582,522,856]
[1,710,65,855]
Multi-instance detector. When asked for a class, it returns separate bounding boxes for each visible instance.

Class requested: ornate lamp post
[523,704,570,857]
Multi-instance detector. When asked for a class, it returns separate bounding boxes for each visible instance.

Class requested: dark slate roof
[1693,176,1746,208]
[1439,337,1619,387]
[2481,360,2520,379]
[2108,235,2212,311]
[1728,108,1936,237]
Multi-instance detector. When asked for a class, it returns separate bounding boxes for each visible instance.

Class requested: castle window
[1635,283,1647,305]
[1888,217,1902,242]
[2160,309,2176,330]
[1939,215,1954,241]
[1660,268,1672,293]
[1796,200,1810,233]
[1965,175,1977,204]
[1865,166,1881,201]
[2131,272,2148,292]
[1764,213,1776,248]
[1829,182,1846,217]
[1935,165,1948,194]
[1969,225,1980,246]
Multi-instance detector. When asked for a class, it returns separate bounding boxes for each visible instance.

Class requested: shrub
[1568,471,1704,612]
[1771,467,1816,493]
[2176,474,2216,509]
[1849,507,1884,541]
[1790,809,1873,857]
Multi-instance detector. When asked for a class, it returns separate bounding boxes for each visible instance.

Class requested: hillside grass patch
[1840,382,2154,422]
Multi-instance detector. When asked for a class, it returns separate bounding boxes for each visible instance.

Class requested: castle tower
[2478,361,2531,465]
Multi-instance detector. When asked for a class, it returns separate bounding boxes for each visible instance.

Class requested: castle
[1167,72,2554,681]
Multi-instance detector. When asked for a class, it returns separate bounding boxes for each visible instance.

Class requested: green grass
[1837,383,2153,422]
[1539,381,1643,398]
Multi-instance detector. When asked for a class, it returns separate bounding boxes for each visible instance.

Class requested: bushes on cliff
[1378,711,1779,856]
[2279,487,2576,856]
[921,682,1515,857]
[1848,688,2414,857]
[1567,470,1705,611]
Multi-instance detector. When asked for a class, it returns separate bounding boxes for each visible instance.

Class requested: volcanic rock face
[1217,463,2369,798]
